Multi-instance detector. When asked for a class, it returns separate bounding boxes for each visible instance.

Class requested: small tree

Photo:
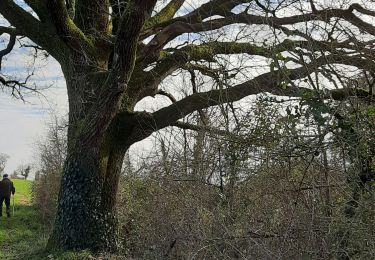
[0,153,9,175]
[33,117,67,226]
[21,165,31,180]
[15,164,32,180]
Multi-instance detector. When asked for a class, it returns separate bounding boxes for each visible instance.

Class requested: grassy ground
[0,179,48,259]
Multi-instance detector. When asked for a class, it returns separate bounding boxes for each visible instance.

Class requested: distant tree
[0,153,9,175]
[21,165,31,180]
[15,164,32,180]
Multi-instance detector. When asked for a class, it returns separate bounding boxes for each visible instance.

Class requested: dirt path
[15,194,31,205]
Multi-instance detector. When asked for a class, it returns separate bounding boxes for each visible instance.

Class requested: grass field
[0,179,48,259]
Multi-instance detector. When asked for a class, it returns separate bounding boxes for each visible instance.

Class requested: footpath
[0,179,47,259]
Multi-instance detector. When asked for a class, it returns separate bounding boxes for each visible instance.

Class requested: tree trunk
[45,0,155,248]
[48,140,128,251]
[47,64,129,251]
[49,150,106,250]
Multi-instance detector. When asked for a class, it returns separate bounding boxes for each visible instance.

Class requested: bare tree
[0,153,9,175]
[20,165,31,180]
[33,117,67,226]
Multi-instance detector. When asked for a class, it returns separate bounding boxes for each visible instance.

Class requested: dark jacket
[0,178,15,198]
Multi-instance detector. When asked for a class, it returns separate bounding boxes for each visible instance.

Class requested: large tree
[1,0,374,252]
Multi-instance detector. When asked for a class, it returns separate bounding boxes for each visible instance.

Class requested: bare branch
[0,28,17,70]
[172,120,240,140]
[145,0,185,29]
[140,0,250,39]
[0,26,19,36]
[0,74,40,100]
[0,1,62,58]
[113,0,158,84]
[121,58,375,146]
[156,89,177,103]
[136,37,375,102]
[139,3,375,59]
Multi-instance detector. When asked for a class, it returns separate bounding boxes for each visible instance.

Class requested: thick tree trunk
[46,0,155,245]
[49,150,106,250]
[48,137,127,251]
[48,133,131,252]
[101,147,127,213]
[48,64,129,251]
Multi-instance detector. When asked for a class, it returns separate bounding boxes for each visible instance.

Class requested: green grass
[0,179,48,259]
[12,179,32,203]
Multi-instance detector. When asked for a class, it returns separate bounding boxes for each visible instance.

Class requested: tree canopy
[1,1,374,132]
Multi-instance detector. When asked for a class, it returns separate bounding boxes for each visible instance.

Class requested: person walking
[0,174,15,217]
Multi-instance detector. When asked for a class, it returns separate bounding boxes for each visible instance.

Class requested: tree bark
[48,149,108,250]
[48,134,128,251]
[47,63,128,251]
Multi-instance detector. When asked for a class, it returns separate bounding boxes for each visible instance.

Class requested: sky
[0,53,68,174]
[0,0,67,174]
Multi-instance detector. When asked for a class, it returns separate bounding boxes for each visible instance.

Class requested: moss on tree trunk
[47,65,129,251]
[48,146,110,249]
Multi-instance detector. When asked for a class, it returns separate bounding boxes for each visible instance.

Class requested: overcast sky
[0,51,68,174]
[1,10,70,174]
